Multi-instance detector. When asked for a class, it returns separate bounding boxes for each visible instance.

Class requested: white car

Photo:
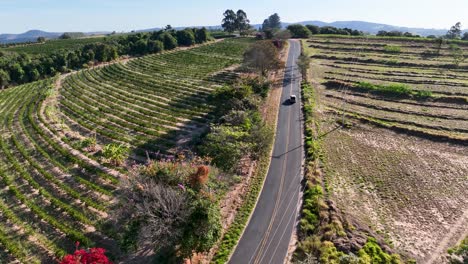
[290,95,297,103]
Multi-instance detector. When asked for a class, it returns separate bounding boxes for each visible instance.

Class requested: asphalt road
[229,40,304,264]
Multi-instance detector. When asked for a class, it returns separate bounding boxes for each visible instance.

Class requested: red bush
[60,247,111,264]
[189,165,210,187]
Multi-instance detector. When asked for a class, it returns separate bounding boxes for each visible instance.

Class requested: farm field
[0,38,253,263]
[305,36,468,263]
[0,36,109,55]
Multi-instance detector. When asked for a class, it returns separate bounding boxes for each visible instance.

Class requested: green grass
[356,81,433,98]
[384,45,402,53]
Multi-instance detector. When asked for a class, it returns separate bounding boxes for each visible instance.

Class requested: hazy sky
[1,0,467,33]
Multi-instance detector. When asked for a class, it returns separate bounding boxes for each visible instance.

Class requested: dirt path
[425,209,468,264]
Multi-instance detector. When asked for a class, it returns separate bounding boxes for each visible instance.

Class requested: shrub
[60,247,112,264]
[189,165,210,188]
[81,137,97,152]
[159,32,178,50]
[287,24,312,39]
[102,143,128,166]
[384,45,402,53]
[147,40,164,53]
[176,29,196,46]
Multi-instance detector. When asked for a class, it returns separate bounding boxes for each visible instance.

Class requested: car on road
[290,95,297,103]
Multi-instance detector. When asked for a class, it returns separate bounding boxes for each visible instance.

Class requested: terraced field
[0,38,253,263]
[305,36,468,263]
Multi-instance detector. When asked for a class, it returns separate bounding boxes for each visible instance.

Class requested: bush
[176,29,196,46]
[147,40,164,53]
[287,24,312,38]
[102,143,128,166]
[384,45,402,53]
[159,32,178,50]
[60,247,112,264]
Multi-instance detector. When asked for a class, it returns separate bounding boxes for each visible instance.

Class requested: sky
[1,0,468,34]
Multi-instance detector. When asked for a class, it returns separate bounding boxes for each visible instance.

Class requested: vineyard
[0,37,253,263]
[304,36,468,262]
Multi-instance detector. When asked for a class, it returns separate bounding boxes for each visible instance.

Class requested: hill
[0,30,110,44]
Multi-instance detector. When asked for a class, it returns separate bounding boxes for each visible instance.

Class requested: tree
[462,32,468,40]
[159,32,178,50]
[176,29,195,46]
[9,63,25,83]
[243,40,283,76]
[287,24,312,38]
[59,33,72,39]
[262,13,281,31]
[194,27,210,43]
[221,9,237,33]
[147,40,164,53]
[235,10,250,35]
[0,70,10,88]
[447,22,462,39]
[222,9,250,35]
[306,25,320,35]
[132,39,148,55]
[37,37,46,43]
[435,37,447,56]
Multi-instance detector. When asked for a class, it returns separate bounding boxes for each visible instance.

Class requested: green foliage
[147,40,164,53]
[316,26,363,36]
[448,236,468,263]
[0,69,10,87]
[446,22,462,39]
[200,125,250,172]
[180,198,222,256]
[176,29,196,46]
[306,25,320,35]
[383,45,402,53]
[159,32,178,50]
[356,81,432,98]
[358,238,402,264]
[262,13,282,32]
[221,9,237,33]
[377,31,420,38]
[287,24,312,38]
[194,27,210,44]
[102,143,129,166]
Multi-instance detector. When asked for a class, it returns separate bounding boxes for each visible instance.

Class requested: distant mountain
[0,30,111,44]
[2,20,466,44]
[0,30,62,44]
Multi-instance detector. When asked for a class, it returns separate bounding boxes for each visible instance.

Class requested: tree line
[0,27,212,88]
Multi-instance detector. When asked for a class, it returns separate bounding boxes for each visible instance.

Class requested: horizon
[1,0,468,34]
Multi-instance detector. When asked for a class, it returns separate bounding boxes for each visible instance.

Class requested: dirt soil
[320,118,468,263]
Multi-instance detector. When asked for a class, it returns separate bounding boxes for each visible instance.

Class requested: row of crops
[58,38,254,156]
[308,36,468,142]
[0,37,254,263]
[0,37,109,55]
